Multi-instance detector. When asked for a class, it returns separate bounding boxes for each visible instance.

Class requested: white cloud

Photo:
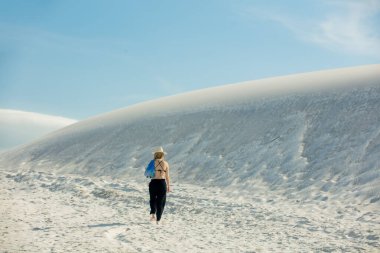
[246,0,380,57]
[0,109,77,152]
[309,0,380,56]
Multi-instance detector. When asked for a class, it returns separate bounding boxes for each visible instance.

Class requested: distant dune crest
[0,109,77,152]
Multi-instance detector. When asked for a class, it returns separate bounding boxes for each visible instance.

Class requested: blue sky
[1,0,379,120]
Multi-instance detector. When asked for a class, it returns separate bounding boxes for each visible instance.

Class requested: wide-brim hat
[152,146,167,155]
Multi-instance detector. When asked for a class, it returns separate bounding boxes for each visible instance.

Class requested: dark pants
[149,179,167,221]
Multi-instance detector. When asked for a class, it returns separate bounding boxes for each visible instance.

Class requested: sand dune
[1,65,379,252]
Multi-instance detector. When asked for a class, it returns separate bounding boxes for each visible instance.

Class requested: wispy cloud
[0,22,129,59]
[155,76,184,95]
[309,0,380,56]
[245,0,380,57]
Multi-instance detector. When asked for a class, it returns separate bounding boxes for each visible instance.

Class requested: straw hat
[152,146,167,155]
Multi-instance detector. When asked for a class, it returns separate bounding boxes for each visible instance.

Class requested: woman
[148,147,170,225]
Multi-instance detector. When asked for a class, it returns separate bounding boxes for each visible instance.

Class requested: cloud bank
[0,109,76,152]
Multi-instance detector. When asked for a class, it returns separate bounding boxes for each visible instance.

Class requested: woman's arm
[165,162,170,192]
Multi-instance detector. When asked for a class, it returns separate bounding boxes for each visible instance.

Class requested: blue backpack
[144,160,155,178]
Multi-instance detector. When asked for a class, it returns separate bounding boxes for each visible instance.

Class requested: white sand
[0,109,76,152]
[1,65,379,252]
[1,169,379,252]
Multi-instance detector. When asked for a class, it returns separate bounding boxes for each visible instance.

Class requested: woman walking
[148,147,170,225]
